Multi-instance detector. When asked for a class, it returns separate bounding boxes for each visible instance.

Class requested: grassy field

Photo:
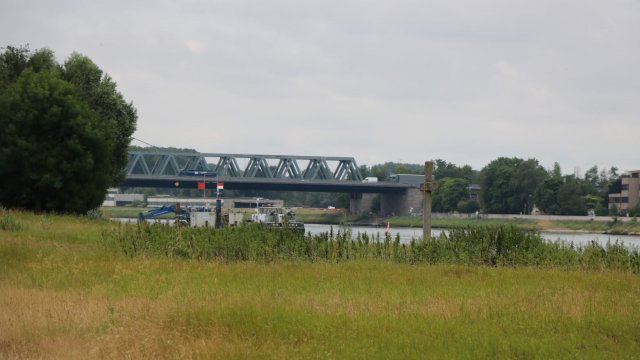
[1,210,640,358]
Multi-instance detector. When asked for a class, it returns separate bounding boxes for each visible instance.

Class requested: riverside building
[608,170,640,213]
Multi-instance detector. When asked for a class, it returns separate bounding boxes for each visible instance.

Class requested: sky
[2,0,639,174]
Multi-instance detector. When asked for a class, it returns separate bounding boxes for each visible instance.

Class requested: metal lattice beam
[334,160,361,181]
[178,155,209,171]
[150,155,180,175]
[126,151,363,181]
[127,153,151,175]
[303,159,333,180]
[274,158,302,179]
[244,157,273,178]
[216,156,242,177]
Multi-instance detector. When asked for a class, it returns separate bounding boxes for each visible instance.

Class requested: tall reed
[102,223,640,272]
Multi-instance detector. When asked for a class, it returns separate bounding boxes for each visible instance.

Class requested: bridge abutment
[379,188,423,216]
[349,188,423,216]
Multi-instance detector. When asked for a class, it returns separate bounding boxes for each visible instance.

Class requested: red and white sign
[217,182,224,190]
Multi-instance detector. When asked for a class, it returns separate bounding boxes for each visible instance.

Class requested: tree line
[359,158,631,216]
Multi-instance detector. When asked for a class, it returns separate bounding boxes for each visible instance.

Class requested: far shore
[101,206,640,234]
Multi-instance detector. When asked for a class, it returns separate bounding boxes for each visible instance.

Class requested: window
[633,172,639,178]
[622,184,629,190]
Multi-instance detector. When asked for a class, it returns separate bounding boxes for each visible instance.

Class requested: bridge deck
[122,175,412,194]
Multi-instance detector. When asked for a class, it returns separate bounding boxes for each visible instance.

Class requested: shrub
[0,211,25,231]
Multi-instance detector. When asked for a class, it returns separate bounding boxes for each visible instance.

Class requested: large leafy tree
[433,159,478,183]
[555,177,590,215]
[479,157,547,214]
[432,177,470,213]
[534,177,563,215]
[0,45,137,213]
[63,54,137,184]
[536,163,618,215]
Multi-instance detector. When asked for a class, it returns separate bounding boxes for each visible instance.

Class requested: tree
[0,46,59,90]
[358,165,371,178]
[535,173,600,216]
[0,45,137,213]
[433,159,478,183]
[584,194,605,215]
[432,177,469,212]
[479,157,547,214]
[577,165,620,213]
[368,162,423,181]
[457,200,480,214]
[0,45,30,89]
[584,165,599,189]
[555,178,588,215]
[0,69,114,212]
[550,162,562,178]
[534,177,563,215]
[63,53,137,184]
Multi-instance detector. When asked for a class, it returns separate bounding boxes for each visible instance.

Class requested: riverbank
[295,210,640,235]
[385,215,640,235]
[99,206,640,234]
[2,210,639,358]
[295,211,640,235]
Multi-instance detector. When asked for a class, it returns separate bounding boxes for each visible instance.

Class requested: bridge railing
[127,151,363,181]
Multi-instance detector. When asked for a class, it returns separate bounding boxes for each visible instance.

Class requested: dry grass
[2,211,640,358]
[2,264,640,359]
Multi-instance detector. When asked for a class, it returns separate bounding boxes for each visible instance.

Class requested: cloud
[185,40,204,54]
[2,0,639,173]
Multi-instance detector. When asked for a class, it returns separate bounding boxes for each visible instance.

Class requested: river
[303,224,640,250]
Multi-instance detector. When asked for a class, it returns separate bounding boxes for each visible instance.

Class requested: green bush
[0,210,25,231]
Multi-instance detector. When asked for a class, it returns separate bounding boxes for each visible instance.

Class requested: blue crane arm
[139,205,177,220]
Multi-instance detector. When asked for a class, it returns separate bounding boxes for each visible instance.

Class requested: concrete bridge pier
[349,193,377,215]
[379,188,423,217]
[349,188,423,216]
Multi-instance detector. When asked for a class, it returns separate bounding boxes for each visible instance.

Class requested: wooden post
[423,161,433,239]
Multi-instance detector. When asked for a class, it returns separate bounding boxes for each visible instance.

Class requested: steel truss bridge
[122,151,412,194]
[127,151,362,181]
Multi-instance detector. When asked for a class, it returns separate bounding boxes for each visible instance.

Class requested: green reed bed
[103,223,640,272]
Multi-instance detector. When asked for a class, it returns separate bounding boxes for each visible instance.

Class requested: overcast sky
[2,0,639,174]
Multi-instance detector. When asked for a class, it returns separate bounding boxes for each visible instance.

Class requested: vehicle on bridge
[390,174,424,186]
[178,170,217,177]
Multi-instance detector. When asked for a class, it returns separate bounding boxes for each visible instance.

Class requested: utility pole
[422,161,434,239]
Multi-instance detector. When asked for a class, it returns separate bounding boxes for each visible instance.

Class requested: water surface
[304,224,640,250]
